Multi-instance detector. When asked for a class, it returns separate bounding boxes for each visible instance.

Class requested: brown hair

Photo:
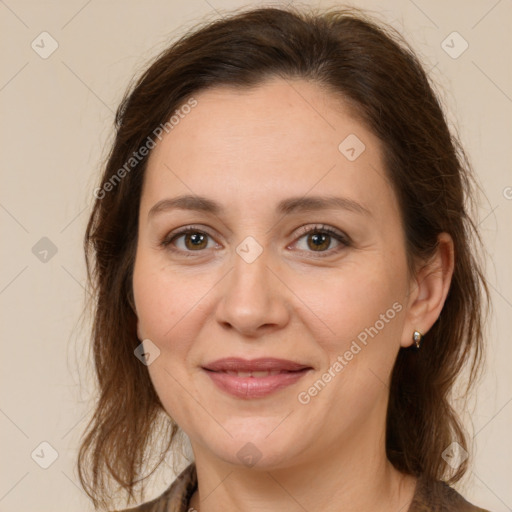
[78,5,489,510]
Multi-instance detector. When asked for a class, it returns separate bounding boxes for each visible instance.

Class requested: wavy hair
[77,5,489,510]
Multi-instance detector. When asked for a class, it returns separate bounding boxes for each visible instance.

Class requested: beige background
[1,0,511,511]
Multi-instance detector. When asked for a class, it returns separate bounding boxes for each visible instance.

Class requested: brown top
[115,463,491,512]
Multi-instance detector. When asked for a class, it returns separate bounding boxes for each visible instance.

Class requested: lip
[202,358,312,399]
[203,357,310,372]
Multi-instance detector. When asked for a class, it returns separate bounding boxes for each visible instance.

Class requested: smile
[202,358,312,399]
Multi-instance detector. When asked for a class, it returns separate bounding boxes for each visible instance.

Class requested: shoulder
[112,462,197,512]
[410,476,492,512]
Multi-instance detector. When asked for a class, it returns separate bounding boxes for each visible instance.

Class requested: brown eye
[161,227,217,255]
[307,232,332,251]
[183,232,208,250]
[293,225,350,257]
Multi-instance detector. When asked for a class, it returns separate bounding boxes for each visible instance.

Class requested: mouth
[202,358,313,399]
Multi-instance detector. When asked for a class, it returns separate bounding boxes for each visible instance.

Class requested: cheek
[133,255,208,343]
[295,268,405,412]
[293,262,405,350]
[132,258,205,424]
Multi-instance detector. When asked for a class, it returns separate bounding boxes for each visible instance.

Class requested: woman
[78,5,491,512]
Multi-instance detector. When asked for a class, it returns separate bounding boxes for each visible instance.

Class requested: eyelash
[160,224,351,258]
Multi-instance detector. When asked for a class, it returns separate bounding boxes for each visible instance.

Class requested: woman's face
[133,78,417,469]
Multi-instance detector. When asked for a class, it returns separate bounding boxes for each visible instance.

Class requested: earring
[412,330,423,349]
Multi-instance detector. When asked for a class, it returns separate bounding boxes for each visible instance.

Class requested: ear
[400,232,455,348]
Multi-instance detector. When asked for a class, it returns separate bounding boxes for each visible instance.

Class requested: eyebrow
[147,194,372,219]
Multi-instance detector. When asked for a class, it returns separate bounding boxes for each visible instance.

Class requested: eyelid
[291,224,350,245]
[160,223,351,257]
[288,224,351,257]
[160,224,220,256]
[161,224,215,242]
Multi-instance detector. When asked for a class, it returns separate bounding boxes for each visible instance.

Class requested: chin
[201,429,309,471]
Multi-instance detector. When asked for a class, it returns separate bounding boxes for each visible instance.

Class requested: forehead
[142,78,395,218]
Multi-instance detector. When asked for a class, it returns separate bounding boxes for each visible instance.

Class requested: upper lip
[202,358,311,372]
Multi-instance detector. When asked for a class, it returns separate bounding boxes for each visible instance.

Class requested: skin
[132,78,454,512]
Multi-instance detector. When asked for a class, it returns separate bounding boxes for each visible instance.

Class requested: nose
[215,249,290,337]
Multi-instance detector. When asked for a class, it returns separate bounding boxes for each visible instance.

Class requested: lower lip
[203,369,310,399]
